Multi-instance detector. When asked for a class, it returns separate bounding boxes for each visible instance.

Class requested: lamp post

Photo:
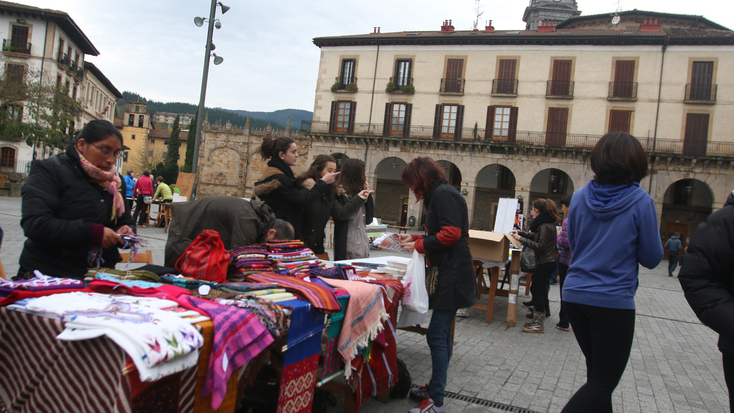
[190,0,229,200]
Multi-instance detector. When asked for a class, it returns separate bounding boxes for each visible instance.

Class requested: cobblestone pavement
[0,197,728,412]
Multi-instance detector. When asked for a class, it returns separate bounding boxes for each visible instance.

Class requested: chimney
[373,27,376,34]
[377,27,381,34]
[640,18,661,31]
[484,20,495,33]
[538,19,556,32]
[440,19,455,33]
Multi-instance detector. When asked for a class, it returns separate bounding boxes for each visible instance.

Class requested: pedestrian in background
[398,157,475,413]
[679,191,733,412]
[555,195,573,331]
[153,176,173,202]
[333,158,374,261]
[132,169,153,228]
[664,232,683,276]
[561,132,663,413]
[123,169,135,212]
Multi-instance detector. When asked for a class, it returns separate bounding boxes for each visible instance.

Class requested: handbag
[425,266,439,298]
[175,229,230,283]
[143,195,153,204]
[520,245,537,273]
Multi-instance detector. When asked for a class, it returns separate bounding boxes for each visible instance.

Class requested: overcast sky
[21,0,734,113]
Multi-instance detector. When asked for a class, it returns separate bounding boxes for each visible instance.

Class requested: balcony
[546,80,574,99]
[332,76,357,92]
[608,82,638,101]
[300,120,733,157]
[57,53,71,68]
[2,39,31,55]
[440,78,464,94]
[389,77,414,93]
[684,83,717,104]
[491,79,518,96]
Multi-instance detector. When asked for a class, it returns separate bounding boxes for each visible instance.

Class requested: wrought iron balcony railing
[608,82,638,100]
[684,83,717,103]
[389,76,414,90]
[546,80,574,98]
[334,76,357,91]
[492,79,519,95]
[440,78,464,94]
[2,39,31,54]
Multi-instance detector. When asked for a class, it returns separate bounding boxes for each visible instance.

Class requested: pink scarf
[76,149,125,220]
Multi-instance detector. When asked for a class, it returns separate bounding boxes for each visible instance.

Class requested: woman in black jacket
[19,120,135,280]
[297,155,372,260]
[253,136,338,240]
[511,198,560,334]
[398,157,475,413]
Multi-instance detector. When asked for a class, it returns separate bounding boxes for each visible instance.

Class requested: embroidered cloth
[246,272,341,313]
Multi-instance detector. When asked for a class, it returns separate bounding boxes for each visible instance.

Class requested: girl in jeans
[398,157,475,413]
[562,132,663,412]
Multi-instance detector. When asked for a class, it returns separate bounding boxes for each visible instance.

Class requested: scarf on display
[529,210,556,232]
[76,148,125,220]
[246,272,342,313]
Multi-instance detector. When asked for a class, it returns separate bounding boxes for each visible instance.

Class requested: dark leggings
[561,301,635,413]
[558,263,569,326]
[531,262,556,314]
[134,194,150,225]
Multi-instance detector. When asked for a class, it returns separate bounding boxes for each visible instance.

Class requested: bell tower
[523,0,580,30]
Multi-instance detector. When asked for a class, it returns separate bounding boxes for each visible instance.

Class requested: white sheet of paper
[493,198,519,233]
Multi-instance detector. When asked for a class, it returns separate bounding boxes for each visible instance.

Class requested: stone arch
[437,160,462,190]
[656,172,720,208]
[529,168,575,211]
[660,178,714,256]
[471,164,516,230]
[204,146,242,196]
[374,157,409,225]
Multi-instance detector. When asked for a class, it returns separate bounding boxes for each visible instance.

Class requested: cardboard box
[467,230,514,262]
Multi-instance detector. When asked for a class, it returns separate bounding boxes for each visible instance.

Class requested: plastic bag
[520,245,537,273]
[401,249,429,314]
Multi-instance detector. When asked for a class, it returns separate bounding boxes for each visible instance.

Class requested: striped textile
[246,273,342,313]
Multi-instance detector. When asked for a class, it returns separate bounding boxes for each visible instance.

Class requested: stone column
[464,182,477,228]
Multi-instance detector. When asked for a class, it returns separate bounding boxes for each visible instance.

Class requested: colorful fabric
[277,354,319,413]
[77,148,125,219]
[183,296,274,409]
[322,295,350,377]
[318,278,389,380]
[0,270,84,295]
[176,230,230,283]
[246,272,341,313]
[217,282,278,293]
[94,273,163,289]
[212,295,287,338]
[87,267,159,282]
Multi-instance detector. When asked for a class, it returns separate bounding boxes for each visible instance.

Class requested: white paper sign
[508,294,517,304]
[493,198,519,233]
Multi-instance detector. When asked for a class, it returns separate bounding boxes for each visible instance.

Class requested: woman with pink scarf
[19,120,135,280]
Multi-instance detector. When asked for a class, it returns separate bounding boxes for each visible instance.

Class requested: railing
[2,39,31,54]
[389,76,413,90]
[492,79,519,95]
[15,159,33,174]
[546,80,574,98]
[302,120,734,157]
[57,53,71,68]
[334,76,356,90]
[608,82,638,100]
[685,83,717,103]
[440,78,464,94]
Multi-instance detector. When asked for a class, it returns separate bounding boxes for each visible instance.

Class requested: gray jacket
[664,236,682,254]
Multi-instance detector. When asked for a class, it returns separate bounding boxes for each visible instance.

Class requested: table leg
[485,267,499,323]
[507,272,519,327]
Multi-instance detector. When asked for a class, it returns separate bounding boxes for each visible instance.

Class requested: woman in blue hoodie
[561,132,663,413]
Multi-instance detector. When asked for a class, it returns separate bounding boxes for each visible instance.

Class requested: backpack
[175,229,230,283]
[390,358,412,399]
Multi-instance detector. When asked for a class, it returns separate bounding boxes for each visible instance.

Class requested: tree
[153,114,180,184]
[128,144,166,176]
[182,110,197,173]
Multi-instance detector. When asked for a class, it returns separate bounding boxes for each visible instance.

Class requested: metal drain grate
[411,385,544,413]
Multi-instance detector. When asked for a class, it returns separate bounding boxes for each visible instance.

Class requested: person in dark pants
[561,132,663,413]
[132,169,154,227]
[555,195,573,331]
[511,198,560,334]
[679,192,733,412]
[664,233,683,276]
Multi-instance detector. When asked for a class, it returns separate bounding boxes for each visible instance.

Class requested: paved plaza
[0,196,728,413]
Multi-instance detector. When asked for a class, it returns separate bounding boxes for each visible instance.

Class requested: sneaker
[555,322,570,331]
[409,385,429,402]
[409,397,444,413]
[456,308,469,318]
[523,322,544,334]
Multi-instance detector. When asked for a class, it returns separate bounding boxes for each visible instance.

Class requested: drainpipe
[365,36,379,161]
[33,12,49,161]
[648,35,668,194]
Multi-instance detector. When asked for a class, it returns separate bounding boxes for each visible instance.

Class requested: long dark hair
[298,154,338,199]
[401,157,447,201]
[338,158,365,197]
[77,119,123,144]
[532,198,561,222]
[257,135,295,161]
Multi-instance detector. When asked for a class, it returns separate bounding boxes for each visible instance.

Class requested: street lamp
[190,0,229,200]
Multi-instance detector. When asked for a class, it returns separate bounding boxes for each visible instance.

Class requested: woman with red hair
[399,157,475,413]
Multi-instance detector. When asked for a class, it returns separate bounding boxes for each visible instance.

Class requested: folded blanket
[246,273,342,313]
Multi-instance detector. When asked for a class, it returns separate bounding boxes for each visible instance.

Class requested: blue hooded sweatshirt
[564,180,663,309]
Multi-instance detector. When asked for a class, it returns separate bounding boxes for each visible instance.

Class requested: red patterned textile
[277,353,320,413]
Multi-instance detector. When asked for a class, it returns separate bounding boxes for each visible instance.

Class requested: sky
[19,0,734,113]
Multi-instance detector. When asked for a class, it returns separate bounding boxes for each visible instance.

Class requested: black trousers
[561,302,636,413]
[558,263,570,326]
[134,194,150,225]
[531,262,556,314]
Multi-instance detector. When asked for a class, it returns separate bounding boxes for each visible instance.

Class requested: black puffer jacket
[415,180,475,311]
[253,158,327,240]
[19,144,135,279]
[679,193,733,354]
[517,219,558,265]
[299,179,363,255]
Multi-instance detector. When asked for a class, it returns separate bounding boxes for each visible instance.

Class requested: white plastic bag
[401,249,429,314]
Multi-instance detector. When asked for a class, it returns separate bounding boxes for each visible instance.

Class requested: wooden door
[551,60,572,96]
[545,108,568,146]
[613,60,635,98]
[440,105,458,139]
[497,59,517,94]
[690,62,713,100]
[608,110,632,133]
[445,59,463,93]
[335,101,351,133]
[683,113,709,156]
[664,223,688,260]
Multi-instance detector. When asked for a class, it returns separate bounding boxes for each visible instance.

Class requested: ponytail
[257,135,295,161]
[532,198,561,221]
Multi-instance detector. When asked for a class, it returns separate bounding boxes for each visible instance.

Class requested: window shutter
[691,62,713,100]
[432,104,442,139]
[347,101,357,134]
[329,101,338,133]
[683,113,709,156]
[382,103,391,136]
[608,110,631,133]
[484,106,495,142]
[508,107,519,143]
[454,105,465,140]
[403,104,413,138]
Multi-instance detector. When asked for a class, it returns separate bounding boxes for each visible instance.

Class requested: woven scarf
[77,149,125,220]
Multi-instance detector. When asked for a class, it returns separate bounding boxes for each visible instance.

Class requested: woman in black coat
[19,120,135,280]
[398,157,475,413]
[252,136,338,240]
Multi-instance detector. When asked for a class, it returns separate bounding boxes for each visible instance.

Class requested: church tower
[522,0,580,30]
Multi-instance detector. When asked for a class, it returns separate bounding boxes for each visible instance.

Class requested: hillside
[221,109,313,130]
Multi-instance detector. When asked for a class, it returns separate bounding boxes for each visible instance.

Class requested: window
[0,147,15,169]
[150,138,155,144]
[548,60,573,97]
[545,107,568,146]
[329,101,356,134]
[128,114,134,126]
[57,74,62,86]
[432,104,464,140]
[688,61,715,101]
[393,59,412,89]
[5,63,25,83]
[138,115,144,127]
[149,150,154,157]
[339,59,356,88]
[131,134,136,140]
[57,38,64,61]
[123,152,129,162]
[4,105,23,120]
[485,106,518,142]
[494,59,517,94]
[610,60,636,99]
[608,110,632,133]
[164,140,169,145]
[382,102,412,137]
[441,59,464,93]
[683,113,709,156]
[10,25,29,52]
[72,85,77,100]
